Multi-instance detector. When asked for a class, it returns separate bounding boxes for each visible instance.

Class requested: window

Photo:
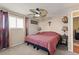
[17,17,24,28]
[9,16,16,28]
[9,15,24,28]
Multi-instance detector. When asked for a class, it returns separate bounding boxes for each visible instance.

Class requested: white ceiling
[0,3,79,16]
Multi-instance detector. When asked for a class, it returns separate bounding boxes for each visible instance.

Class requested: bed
[25,31,60,55]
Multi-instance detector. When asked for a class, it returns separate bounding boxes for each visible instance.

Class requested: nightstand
[60,34,68,46]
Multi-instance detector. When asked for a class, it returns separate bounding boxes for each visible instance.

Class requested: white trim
[70,11,73,52]
[73,15,79,18]
[69,9,79,52]
[72,10,79,13]
[72,10,79,18]
[10,42,24,48]
[68,11,73,52]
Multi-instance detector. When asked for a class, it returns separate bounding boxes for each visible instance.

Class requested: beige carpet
[0,43,77,55]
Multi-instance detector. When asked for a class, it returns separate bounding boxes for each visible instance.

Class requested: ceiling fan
[29,8,48,18]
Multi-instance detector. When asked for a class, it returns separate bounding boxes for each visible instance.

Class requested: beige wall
[28,18,39,35]
[39,16,68,35]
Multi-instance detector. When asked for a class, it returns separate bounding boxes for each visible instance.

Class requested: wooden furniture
[25,41,50,55]
[74,43,79,53]
[75,32,79,40]
[60,34,68,46]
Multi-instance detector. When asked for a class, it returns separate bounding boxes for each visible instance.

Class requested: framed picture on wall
[31,20,38,24]
[62,16,68,23]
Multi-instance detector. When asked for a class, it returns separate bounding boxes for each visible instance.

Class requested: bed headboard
[36,31,60,36]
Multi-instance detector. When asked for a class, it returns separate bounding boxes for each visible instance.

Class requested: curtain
[0,10,9,49]
[0,10,3,49]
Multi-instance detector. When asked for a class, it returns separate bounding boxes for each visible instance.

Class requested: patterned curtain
[0,10,9,49]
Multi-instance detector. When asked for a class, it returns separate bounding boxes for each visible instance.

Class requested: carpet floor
[0,43,77,55]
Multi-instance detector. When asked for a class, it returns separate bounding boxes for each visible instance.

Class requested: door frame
[70,10,79,52]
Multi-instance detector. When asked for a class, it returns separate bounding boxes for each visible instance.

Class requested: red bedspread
[25,32,60,55]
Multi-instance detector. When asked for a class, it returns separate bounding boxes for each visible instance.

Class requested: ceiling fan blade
[39,9,48,17]
[30,9,39,14]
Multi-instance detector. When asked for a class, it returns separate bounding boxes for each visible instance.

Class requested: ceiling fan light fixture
[29,8,48,17]
[35,14,40,17]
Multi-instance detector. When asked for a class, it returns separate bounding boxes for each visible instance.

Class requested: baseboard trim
[9,42,24,48]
